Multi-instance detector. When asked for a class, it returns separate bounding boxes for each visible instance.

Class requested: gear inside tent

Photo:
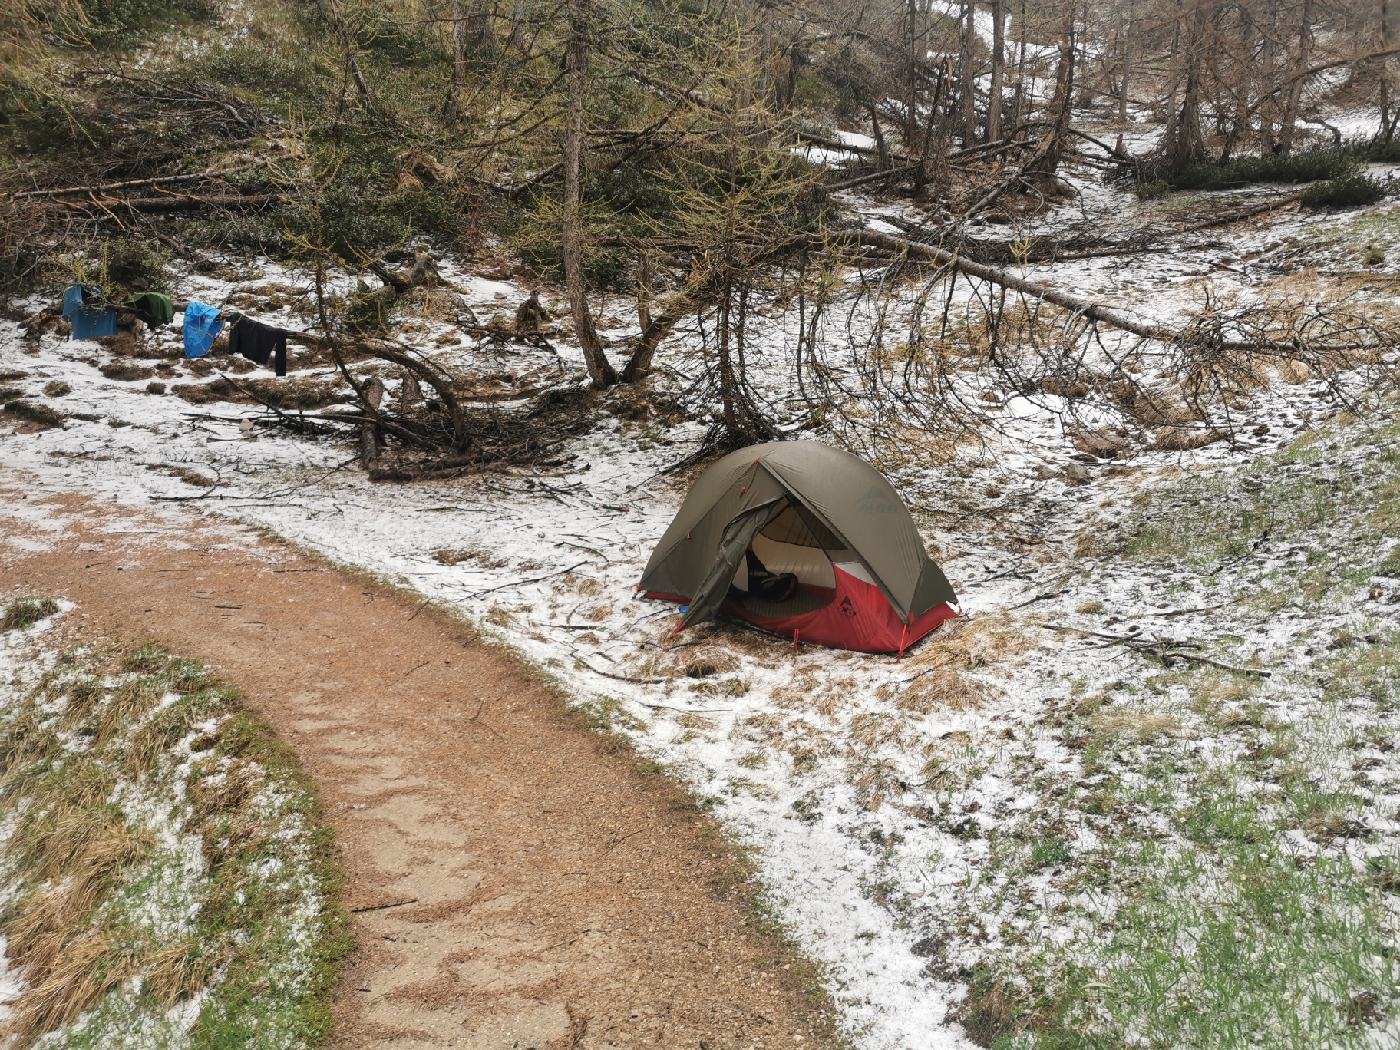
[638,441,958,654]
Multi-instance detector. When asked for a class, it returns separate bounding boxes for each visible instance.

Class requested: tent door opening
[727,498,868,619]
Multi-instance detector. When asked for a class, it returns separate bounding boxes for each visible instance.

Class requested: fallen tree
[831,227,1387,357]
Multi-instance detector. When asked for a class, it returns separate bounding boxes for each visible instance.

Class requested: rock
[1071,428,1128,459]
[1063,464,1092,484]
[1368,577,1400,603]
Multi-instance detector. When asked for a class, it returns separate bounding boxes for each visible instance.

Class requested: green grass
[1,596,60,631]
[0,633,347,1047]
[1124,414,1400,576]
[952,409,1400,1050]
[960,682,1398,1049]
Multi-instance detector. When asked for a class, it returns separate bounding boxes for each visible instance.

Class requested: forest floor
[0,486,840,1049]
[2,116,1399,1049]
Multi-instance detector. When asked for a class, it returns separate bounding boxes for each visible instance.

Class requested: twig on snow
[1039,622,1270,677]
[575,658,665,685]
[462,560,587,601]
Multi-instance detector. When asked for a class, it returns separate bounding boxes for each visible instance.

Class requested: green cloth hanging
[127,292,175,328]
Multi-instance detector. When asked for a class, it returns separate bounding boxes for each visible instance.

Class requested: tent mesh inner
[759,501,842,549]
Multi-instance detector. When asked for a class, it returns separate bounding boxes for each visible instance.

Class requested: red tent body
[646,566,957,655]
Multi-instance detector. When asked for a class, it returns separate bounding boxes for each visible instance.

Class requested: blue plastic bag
[183,300,224,359]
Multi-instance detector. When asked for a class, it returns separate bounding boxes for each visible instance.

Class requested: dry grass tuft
[163,466,217,489]
[640,640,741,682]
[889,668,985,714]
[1089,708,1182,741]
[2,596,60,632]
[3,400,65,428]
[906,613,1027,673]
[1150,426,1230,452]
[434,546,507,569]
[0,635,345,1046]
[98,361,155,382]
[1,810,153,1045]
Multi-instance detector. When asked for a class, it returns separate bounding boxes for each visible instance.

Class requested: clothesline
[60,284,298,377]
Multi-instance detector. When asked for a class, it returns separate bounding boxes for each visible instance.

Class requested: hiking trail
[0,482,837,1050]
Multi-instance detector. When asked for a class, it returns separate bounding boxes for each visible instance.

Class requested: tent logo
[839,596,857,618]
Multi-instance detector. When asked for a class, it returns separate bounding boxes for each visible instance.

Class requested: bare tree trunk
[447,0,469,120]
[987,0,1006,142]
[635,250,652,334]
[1024,4,1076,182]
[1382,0,1395,139]
[1116,0,1133,126]
[322,0,381,117]
[1009,0,1028,133]
[1159,0,1210,171]
[359,377,386,468]
[957,2,978,144]
[562,0,616,387]
[867,100,891,169]
[716,284,741,436]
[906,0,921,144]
[1278,0,1315,154]
[621,310,680,382]
[1260,0,1279,150]
[1382,0,1400,141]
[914,60,947,197]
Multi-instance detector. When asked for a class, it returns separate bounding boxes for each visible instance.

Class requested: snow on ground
[0,937,18,1029]
[0,598,334,1047]
[1,167,1397,1047]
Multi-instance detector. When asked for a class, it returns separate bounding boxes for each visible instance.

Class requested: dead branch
[53,192,280,214]
[1040,622,1271,676]
[11,165,254,199]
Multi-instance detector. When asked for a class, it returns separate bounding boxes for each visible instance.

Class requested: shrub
[101,236,169,291]
[1346,134,1400,163]
[1154,146,1357,191]
[67,0,216,43]
[1135,179,1171,201]
[1301,173,1387,210]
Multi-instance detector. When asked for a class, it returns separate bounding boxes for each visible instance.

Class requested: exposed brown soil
[1,485,840,1050]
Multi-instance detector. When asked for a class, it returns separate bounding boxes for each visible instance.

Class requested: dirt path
[0,485,838,1050]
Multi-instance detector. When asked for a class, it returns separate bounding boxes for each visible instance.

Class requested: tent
[638,441,957,654]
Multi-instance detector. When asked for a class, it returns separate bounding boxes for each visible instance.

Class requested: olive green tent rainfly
[639,441,958,654]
